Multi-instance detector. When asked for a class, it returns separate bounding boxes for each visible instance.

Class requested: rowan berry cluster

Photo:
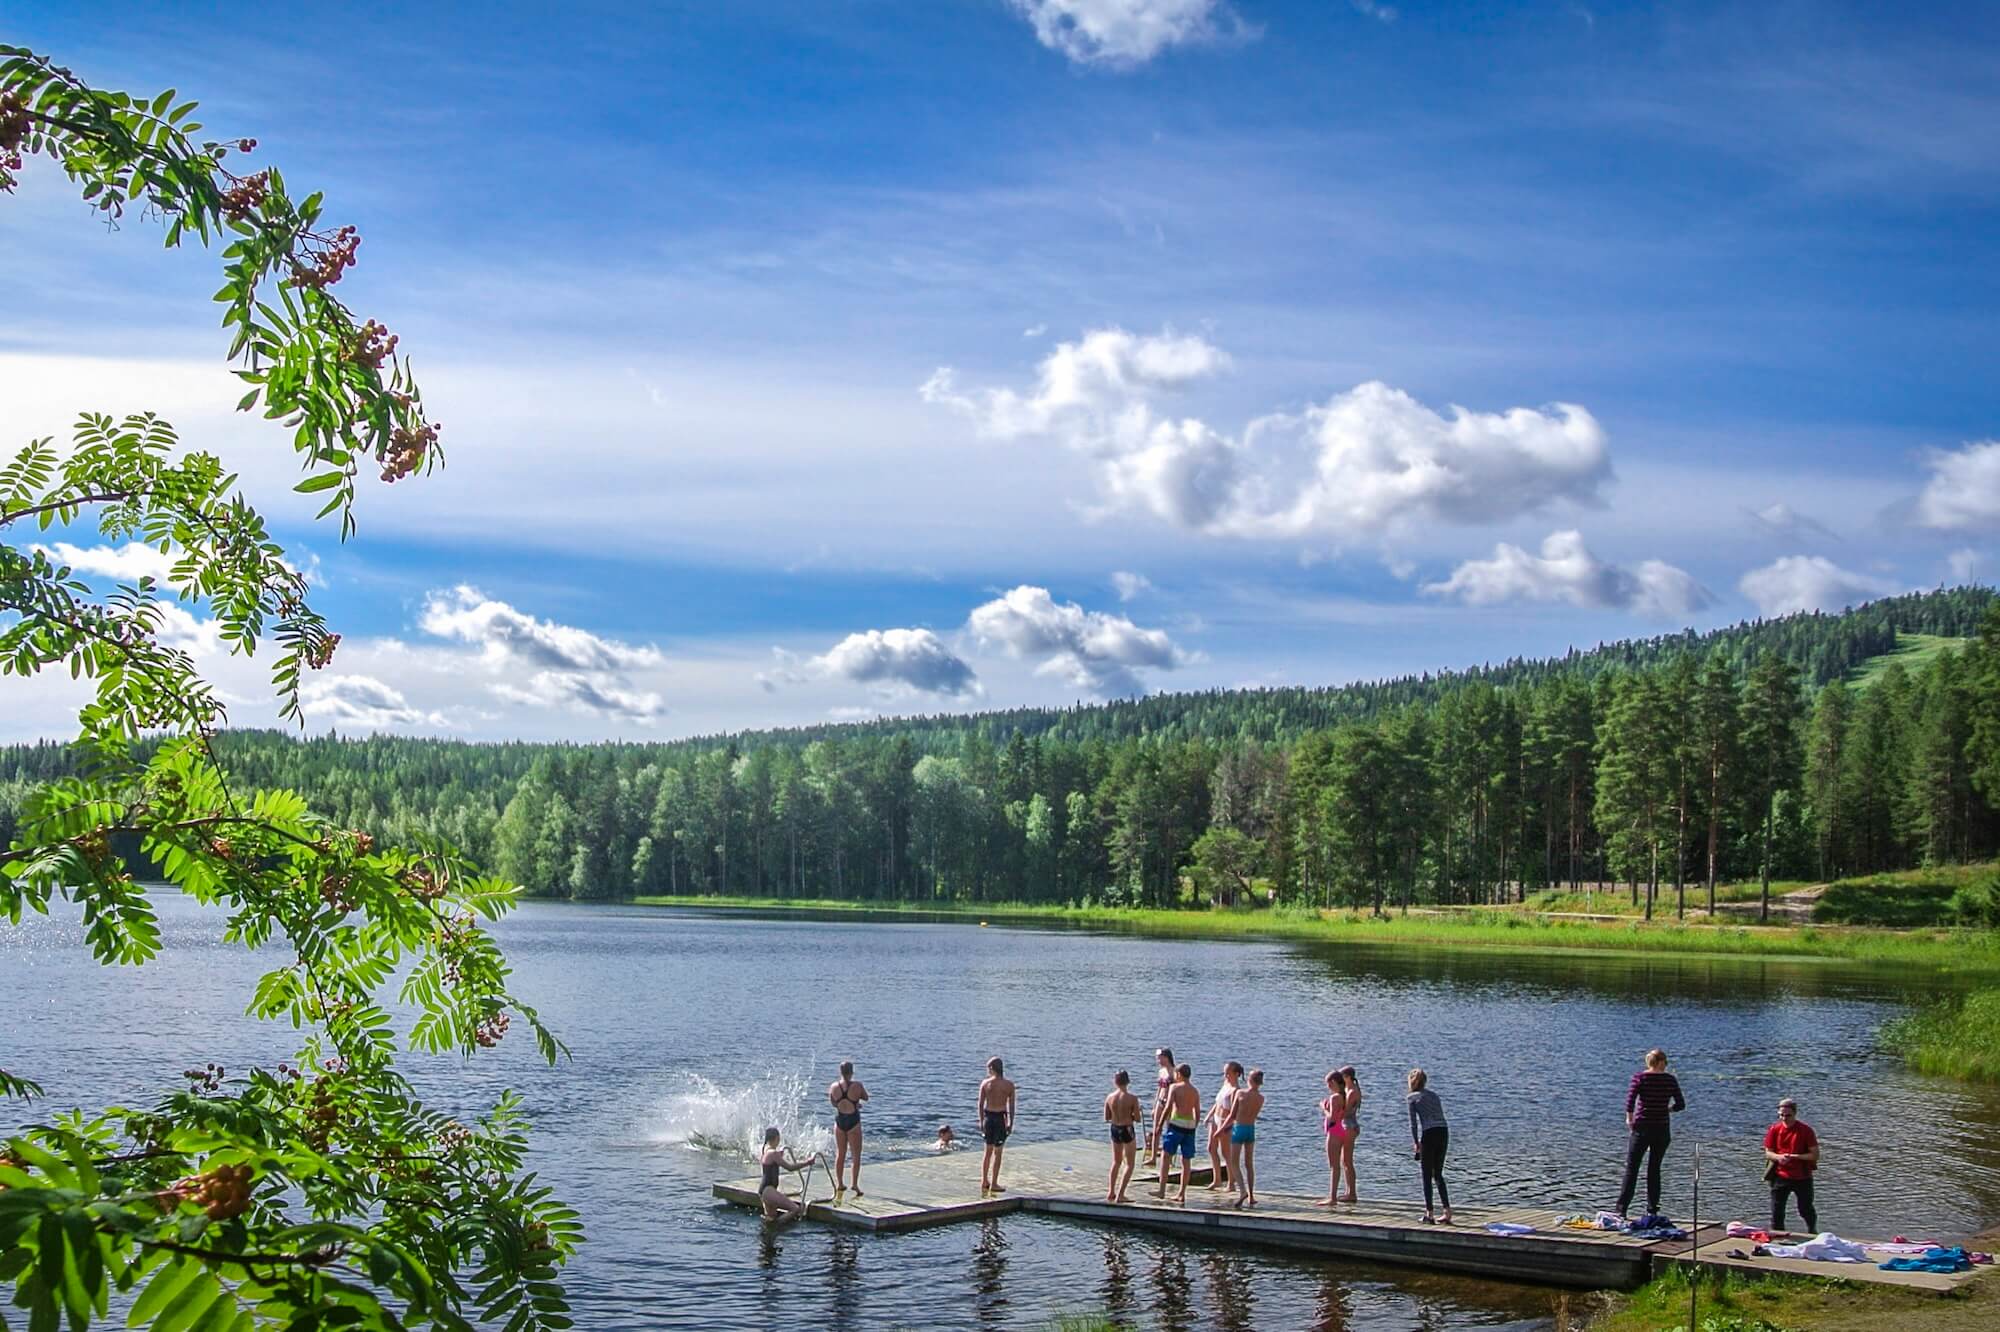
[293,224,359,288]
[403,862,447,901]
[303,630,340,669]
[219,170,267,222]
[351,830,376,855]
[474,1010,511,1049]
[0,92,26,185]
[72,829,111,868]
[182,1062,226,1093]
[208,837,234,860]
[303,1078,340,1150]
[380,420,439,482]
[345,319,399,369]
[169,1163,255,1220]
[319,871,357,912]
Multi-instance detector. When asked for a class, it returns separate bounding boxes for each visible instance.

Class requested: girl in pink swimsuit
[1317,1068,1349,1207]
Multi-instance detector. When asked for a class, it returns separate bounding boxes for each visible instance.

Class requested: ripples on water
[7,895,1999,1330]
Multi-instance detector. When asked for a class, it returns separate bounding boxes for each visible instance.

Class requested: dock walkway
[714,1137,1990,1294]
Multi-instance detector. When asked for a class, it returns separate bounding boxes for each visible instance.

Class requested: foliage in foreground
[1,43,575,1332]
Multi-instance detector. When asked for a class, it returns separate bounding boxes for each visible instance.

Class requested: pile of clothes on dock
[1553,1210,1690,1240]
[1720,1222,1993,1272]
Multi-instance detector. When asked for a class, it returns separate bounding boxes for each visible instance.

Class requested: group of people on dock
[753,1047,1821,1236]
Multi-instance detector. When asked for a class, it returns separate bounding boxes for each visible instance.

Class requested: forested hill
[703,586,1995,749]
[2,585,1996,908]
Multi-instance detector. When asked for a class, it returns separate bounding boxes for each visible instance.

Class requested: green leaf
[293,472,343,494]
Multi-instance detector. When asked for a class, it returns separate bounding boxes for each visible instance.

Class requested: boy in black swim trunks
[977,1056,1015,1197]
[1103,1070,1141,1202]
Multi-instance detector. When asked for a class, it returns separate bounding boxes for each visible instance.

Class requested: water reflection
[1312,1267,1354,1332]
[1200,1248,1257,1330]
[972,1218,1009,1327]
[1149,1247,1194,1332]
[1097,1231,1134,1325]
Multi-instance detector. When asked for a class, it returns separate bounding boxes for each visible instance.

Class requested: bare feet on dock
[1341,1192,1357,1204]
[1315,1197,1337,1208]
[1115,1192,1130,1204]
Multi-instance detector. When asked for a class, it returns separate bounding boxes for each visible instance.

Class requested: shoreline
[617,894,2000,976]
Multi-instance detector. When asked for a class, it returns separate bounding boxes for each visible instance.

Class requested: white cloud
[1947,548,1984,583]
[1110,570,1153,601]
[1915,440,2000,531]
[418,585,666,722]
[300,675,449,729]
[490,671,664,724]
[1738,555,1900,616]
[925,330,1612,545]
[31,541,177,584]
[766,627,980,699]
[968,584,1188,697]
[1023,324,1048,338]
[1008,0,1246,67]
[420,585,662,672]
[1422,530,1712,618]
[1350,0,1397,21]
[1745,502,1838,543]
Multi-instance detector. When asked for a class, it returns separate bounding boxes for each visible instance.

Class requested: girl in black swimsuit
[758,1127,810,1222]
[829,1060,868,1197]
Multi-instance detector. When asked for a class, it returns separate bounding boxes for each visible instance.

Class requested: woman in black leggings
[1615,1048,1685,1219]
[1406,1068,1451,1224]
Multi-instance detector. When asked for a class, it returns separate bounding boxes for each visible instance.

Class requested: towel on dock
[1766,1233,1870,1263]
[1627,1224,1689,1240]
[1880,1246,1973,1274]
[1484,1222,1535,1235]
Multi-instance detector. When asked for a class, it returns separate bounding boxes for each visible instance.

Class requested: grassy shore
[1883,990,2000,1082]
[628,893,2000,975]
[1589,1260,1998,1332]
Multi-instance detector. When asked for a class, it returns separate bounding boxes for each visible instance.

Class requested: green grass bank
[1588,1260,1998,1332]
[628,893,2000,976]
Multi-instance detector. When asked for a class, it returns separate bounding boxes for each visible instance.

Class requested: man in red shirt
[1762,1097,1820,1232]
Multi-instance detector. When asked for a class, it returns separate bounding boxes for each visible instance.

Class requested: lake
[7,894,1999,1330]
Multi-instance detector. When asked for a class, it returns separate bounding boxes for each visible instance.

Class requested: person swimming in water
[827,1059,869,1197]
[1103,1070,1142,1202]
[1154,1063,1202,1206]
[933,1124,957,1152]
[1226,1068,1264,1209]
[1317,1068,1348,1207]
[757,1126,815,1223]
[978,1056,1016,1197]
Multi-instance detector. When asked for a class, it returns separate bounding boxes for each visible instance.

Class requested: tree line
[3,588,1997,918]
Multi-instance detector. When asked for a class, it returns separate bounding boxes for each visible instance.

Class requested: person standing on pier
[1762,1097,1820,1233]
[1614,1048,1685,1219]
[1145,1047,1174,1166]
[1336,1066,1362,1203]
[1316,1068,1349,1208]
[1406,1068,1452,1225]
[828,1060,869,1198]
[978,1056,1016,1197]
[1227,1068,1264,1209]
[1205,1061,1243,1191]
[1154,1063,1202,1205]
[1104,1070,1142,1202]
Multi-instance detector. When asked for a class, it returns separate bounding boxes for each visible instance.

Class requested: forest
[3,586,1997,917]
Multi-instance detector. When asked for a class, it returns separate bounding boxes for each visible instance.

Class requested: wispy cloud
[419,586,665,722]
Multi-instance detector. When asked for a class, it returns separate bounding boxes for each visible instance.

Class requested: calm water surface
[7,895,2000,1330]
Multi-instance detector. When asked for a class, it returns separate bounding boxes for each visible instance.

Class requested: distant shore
[624,894,2000,975]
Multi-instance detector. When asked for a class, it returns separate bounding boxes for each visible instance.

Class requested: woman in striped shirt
[1615,1048,1685,1218]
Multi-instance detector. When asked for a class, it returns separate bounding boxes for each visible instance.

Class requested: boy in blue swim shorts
[1227,1068,1264,1209]
[1153,1063,1201,1205]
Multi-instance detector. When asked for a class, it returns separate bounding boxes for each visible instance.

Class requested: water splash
[653,1069,833,1161]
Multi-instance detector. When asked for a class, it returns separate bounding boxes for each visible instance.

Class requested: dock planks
[714,1138,1994,1294]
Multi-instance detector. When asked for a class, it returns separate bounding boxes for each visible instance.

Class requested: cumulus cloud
[924,329,1611,545]
[418,585,665,722]
[420,586,662,672]
[1422,530,1712,618]
[1915,440,2000,531]
[764,627,980,699]
[1110,570,1153,601]
[31,541,178,584]
[1745,502,1838,544]
[1738,556,1900,616]
[300,675,448,729]
[1007,0,1248,67]
[968,584,1188,697]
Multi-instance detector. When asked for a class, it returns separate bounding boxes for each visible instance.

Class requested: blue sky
[4,0,1997,740]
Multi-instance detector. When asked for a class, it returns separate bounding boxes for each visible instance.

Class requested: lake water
[7,895,1999,1330]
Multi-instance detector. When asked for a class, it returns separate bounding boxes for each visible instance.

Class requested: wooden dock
[714,1138,1993,1295]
